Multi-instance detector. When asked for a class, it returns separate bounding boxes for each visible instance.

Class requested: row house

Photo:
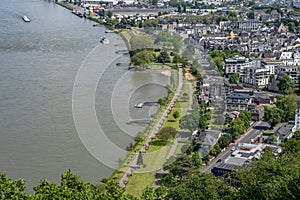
[225,93,251,111]
[238,20,262,31]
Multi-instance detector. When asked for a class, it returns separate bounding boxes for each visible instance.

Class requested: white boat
[100,36,109,44]
[22,15,30,23]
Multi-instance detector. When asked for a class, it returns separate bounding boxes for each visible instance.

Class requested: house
[251,92,275,105]
[270,123,296,144]
[248,104,264,121]
[226,92,252,111]
[212,143,265,177]
[195,129,221,158]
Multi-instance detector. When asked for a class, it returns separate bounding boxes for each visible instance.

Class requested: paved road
[201,121,270,173]
[119,68,183,188]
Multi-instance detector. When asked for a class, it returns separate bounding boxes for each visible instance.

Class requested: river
[0,0,170,191]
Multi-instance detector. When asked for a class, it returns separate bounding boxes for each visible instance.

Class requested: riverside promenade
[119,68,183,188]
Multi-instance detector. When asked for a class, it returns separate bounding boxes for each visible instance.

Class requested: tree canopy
[130,35,154,52]
[277,75,295,95]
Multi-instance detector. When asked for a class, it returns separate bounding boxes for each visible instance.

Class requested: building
[194,129,221,158]
[212,143,265,177]
[238,20,262,31]
[295,108,300,130]
[279,65,299,84]
[224,56,251,75]
[241,66,270,87]
[270,123,296,144]
[226,92,251,111]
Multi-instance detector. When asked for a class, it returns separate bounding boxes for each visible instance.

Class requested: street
[201,121,270,173]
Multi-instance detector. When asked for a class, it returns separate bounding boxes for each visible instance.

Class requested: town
[2,0,300,199]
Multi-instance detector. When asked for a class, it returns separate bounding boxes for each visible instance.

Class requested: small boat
[22,15,30,23]
[105,30,114,33]
[134,103,144,108]
[100,36,109,44]
[72,10,83,18]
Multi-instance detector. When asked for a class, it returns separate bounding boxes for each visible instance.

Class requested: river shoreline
[55,1,173,184]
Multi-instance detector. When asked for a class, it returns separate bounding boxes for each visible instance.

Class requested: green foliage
[173,111,180,119]
[168,155,194,181]
[137,151,144,166]
[264,106,283,127]
[107,11,113,18]
[130,50,156,66]
[156,51,170,64]
[166,173,234,200]
[209,144,221,157]
[218,135,232,149]
[180,112,199,133]
[229,73,239,83]
[277,75,295,95]
[235,139,300,199]
[227,118,246,138]
[155,31,183,52]
[275,95,297,122]
[226,111,250,138]
[192,153,202,169]
[0,174,28,199]
[156,126,177,142]
[130,35,154,52]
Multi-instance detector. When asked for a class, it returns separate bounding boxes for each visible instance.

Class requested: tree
[166,173,234,200]
[130,35,154,52]
[137,151,144,167]
[156,51,170,64]
[209,144,221,157]
[199,115,208,129]
[130,50,156,66]
[239,110,251,129]
[156,126,177,142]
[277,75,294,95]
[228,73,239,83]
[264,106,283,127]
[192,153,202,169]
[107,11,113,18]
[169,155,194,181]
[172,53,182,63]
[218,135,232,149]
[0,174,29,199]
[227,118,246,138]
[180,113,199,133]
[275,95,297,122]
[173,111,180,119]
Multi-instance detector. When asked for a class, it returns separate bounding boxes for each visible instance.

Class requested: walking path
[187,82,193,111]
[119,68,183,188]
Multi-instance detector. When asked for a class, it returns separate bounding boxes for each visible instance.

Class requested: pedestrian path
[119,68,183,188]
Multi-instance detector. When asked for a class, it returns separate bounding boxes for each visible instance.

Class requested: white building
[224,56,251,75]
[279,51,300,66]
[241,66,270,87]
[295,108,300,130]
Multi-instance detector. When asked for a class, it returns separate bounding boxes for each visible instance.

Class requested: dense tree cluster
[2,136,300,200]
[226,110,251,139]
[264,95,297,127]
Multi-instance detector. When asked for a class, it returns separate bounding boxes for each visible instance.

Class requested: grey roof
[227,93,250,99]
[274,123,294,140]
[225,157,247,167]
[213,162,239,171]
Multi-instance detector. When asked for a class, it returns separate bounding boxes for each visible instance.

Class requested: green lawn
[125,173,156,198]
[139,143,171,172]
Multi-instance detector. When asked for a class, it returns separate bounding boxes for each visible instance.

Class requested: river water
[0,0,169,190]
